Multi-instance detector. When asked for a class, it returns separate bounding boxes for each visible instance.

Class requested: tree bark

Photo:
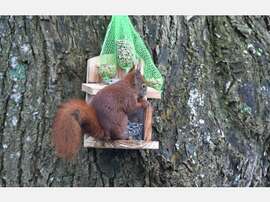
[0,16,270,187]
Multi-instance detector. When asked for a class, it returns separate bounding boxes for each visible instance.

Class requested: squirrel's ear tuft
[134,60,144,85]
[128,59,143,74]
[136,61,141,72]
[135,59,143,75]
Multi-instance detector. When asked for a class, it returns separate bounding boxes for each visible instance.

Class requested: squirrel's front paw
[141,100,150,109]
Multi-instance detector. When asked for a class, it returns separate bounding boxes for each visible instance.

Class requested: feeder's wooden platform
[84,136,159,149]
[82,83,161,99]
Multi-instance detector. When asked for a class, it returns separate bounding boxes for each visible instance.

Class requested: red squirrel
[52,62,149,159]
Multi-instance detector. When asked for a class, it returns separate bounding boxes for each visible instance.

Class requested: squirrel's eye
[142,84,146,89]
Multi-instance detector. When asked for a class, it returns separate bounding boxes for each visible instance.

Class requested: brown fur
[52,63,148,159]
[52,100,104,160]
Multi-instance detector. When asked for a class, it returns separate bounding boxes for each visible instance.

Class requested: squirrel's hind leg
[110,117,129,140]
[103,130,112,141]
[111,127,129,140]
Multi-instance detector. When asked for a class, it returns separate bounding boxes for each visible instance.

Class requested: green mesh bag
[99,15,164,91]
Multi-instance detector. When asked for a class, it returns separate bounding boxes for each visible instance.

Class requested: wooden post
[87,57,101,83]
[86,57,100,103]
[144,102,153,141]
[117,68,127,79]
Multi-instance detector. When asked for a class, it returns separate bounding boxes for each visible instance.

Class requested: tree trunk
[0,16,270,187]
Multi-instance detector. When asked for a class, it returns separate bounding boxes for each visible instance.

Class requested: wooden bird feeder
[81,56,161,149]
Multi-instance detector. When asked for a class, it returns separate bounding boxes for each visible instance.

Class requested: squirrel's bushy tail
[52,99,104,160]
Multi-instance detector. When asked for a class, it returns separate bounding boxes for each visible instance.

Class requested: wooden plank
[144,104,153,141]
[82,83,161,99]
[84,136,159,149]
[82,83,107,95]
[146,87,162,99]
[87,57,101,82]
